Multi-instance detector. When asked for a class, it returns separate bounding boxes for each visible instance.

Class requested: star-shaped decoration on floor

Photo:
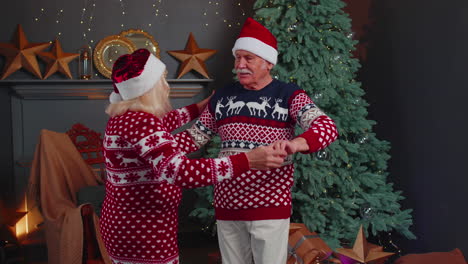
[336,225,394,263]
[167,32,217,79]
[37,39,79,79]
[0,200,26,243]
[0,24,50,80]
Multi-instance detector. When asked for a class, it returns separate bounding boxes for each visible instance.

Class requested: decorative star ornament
[0,200,26,243]
[0,24,50,80]
[336,225,394,263]
[37,39,79,79]
[167,32,217,79]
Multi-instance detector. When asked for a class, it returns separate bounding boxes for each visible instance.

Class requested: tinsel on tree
[190,0,415,248]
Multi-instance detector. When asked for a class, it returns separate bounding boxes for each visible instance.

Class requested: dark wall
[0,0,253,85]
[361,0,468,255]
[0,88,13,203]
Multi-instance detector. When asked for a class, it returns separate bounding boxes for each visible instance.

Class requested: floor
[3,231,220,264]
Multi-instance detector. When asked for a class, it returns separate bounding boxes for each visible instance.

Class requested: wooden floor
[5,231,220,264]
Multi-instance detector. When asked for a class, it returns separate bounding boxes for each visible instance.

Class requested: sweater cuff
[297,131,321,154]
[186,103,200,120]
[229,153,250,176]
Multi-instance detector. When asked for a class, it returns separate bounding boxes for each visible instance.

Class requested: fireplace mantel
[0,78,213,99]
[3,78,213,206]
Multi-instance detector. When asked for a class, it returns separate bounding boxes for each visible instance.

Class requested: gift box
[287,223,333,264]
[208,251,222,264]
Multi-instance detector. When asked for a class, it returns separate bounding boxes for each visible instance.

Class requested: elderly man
[187,17,338,264]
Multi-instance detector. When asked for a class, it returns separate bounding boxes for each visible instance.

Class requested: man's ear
[267,62,274,71]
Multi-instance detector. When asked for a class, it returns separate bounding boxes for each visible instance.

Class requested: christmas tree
[190,0,415,248]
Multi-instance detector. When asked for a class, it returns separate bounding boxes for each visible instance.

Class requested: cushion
[394,248,467,264]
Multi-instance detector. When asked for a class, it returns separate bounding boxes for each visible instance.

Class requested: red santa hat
[232,17,278,65]
[109,48,166,103]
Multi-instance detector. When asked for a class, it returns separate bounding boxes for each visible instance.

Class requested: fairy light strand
[119,0,126,28]
[52,8,65,39]
[203,1,247,29]
[149,0,169,27]
[80,0,96,43]
[33,8,46,22]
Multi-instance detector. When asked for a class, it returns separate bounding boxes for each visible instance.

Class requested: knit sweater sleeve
[289,90,339,153]
[127,112,249,189]
[185,106,218,148]
[171,130,201,154]
[161,103,199,132]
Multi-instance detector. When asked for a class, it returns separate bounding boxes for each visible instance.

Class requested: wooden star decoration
[336,225,394,263]
[37,39,79,79]
[0,200,26,243]
[0,24,50,80]
[167,32,217,79]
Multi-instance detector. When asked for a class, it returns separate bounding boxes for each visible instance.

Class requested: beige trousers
[216,218,290,264]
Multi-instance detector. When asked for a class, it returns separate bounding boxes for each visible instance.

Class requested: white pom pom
[109,92,123,103]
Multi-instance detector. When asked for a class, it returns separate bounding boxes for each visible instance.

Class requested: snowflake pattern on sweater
[188,79,338,220]
[100,105,249,264]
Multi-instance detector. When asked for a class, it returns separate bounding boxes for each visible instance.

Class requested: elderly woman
[99,48,286,264]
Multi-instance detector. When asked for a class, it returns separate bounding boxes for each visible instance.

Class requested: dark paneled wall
[361,0,468,255]
[0,88,13,203]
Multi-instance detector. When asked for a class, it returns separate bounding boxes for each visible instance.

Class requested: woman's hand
[271,137,309,155]
[245,144,287,170]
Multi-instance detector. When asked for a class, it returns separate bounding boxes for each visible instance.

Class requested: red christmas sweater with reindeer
[188,79,339,221]
[100,104,250,264]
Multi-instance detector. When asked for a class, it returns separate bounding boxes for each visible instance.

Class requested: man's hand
[245,145,287,170]
[272,137,309,155]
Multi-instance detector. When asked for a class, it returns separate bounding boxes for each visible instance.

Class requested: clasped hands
[245,137,309,170]
[195,94,309,170]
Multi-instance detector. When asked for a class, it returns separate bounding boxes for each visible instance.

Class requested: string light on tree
[315,149,329,160]
[313,92,323,102]
[287,21,298,33]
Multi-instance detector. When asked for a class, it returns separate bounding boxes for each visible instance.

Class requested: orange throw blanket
[27,129,110,264]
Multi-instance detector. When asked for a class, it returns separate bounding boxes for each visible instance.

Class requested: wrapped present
[287,223,333,264]
[208,251,222,264]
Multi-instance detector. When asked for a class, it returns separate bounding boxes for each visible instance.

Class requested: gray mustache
[235,69,253,74]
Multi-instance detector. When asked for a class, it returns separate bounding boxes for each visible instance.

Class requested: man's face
[234,50,272,90]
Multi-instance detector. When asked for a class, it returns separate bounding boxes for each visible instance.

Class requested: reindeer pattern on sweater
[188,79,338,220]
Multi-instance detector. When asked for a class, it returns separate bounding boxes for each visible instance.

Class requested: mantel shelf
[0,79,213,99]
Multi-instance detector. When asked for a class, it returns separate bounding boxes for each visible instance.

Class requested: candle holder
[78,44,93,80]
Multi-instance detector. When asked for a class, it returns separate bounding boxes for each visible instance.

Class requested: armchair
[66,123,107,264]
